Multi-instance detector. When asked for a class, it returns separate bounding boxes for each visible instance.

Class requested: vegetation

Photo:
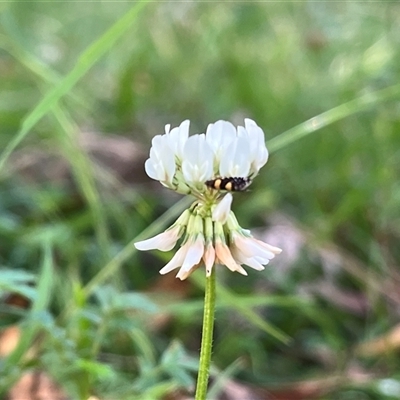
[1,2,400,399]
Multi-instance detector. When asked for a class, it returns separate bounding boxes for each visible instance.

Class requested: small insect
[205,177,251,192]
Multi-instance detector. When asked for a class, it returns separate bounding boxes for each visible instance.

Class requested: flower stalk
[195,267,216,400]
[134,118,283,399]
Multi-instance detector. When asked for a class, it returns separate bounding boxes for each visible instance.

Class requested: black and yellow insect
[205,177,251,192]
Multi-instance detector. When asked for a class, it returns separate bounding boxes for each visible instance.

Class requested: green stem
[195,268,216,400]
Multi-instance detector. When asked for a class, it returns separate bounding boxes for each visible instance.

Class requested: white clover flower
[135,118,281,279]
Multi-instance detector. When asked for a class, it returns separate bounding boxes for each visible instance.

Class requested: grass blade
[0,1,148,173]
[268,83,400,153]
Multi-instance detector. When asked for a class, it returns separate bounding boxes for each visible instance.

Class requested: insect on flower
[205,177,251,192]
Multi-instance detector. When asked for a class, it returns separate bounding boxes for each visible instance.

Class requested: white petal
[159,245,188,275]
[253,238,282,255]
[134,226,181,252]
[151,134,168,153]
[219,137,251,178]
[167,120,190,160]
[231,247,265,271]
[251,140,268,172]
[233,234,276,260]
[144,158,158,181]
[179,119,190,138]
[245,259,266,271]
[237,125,248,139]
[176,238,204,280]
[160,153,176,184]
[244,119,269,172]
[244,118,258,132]
[254,256,270,265]
[203,243,216,276]
[205,120,237,166]
[146,135,176,184]
[212,193,233,224]
[215,241,248,276]
[182,135,214,184]
[181,239,204,270]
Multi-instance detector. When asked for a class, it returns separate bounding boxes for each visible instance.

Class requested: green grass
[1,2,400,399]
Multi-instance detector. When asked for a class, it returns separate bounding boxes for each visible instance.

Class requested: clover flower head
[135,119,281,280]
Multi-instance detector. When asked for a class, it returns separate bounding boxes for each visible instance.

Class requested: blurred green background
[1,1,400,399]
